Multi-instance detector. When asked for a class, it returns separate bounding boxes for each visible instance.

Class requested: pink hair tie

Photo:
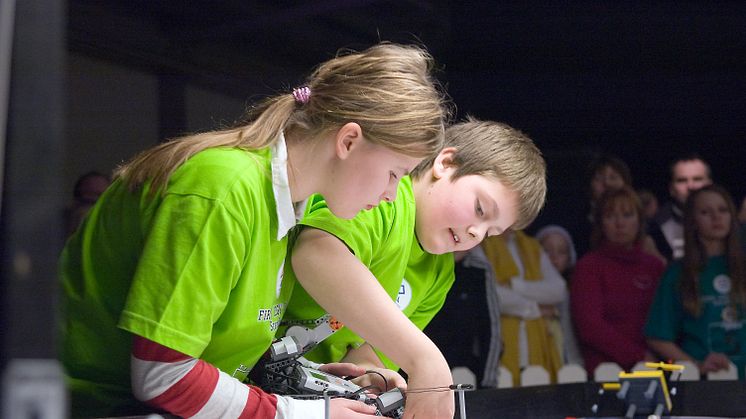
[292,86,311,105]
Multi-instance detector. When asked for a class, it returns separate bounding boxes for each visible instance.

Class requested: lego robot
[595,362,685,419]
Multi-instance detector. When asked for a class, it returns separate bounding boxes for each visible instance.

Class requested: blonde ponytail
[116,43,449,193]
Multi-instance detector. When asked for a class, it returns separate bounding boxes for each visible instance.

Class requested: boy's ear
[432,147,459,179]
[334,122,363,160]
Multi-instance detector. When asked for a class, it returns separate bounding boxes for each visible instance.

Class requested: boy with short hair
[285,118,546,411]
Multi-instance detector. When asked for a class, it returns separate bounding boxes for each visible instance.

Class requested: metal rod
[625,403,637,419]
[644,379,658,399]
[324,389,330,419]
[654,403,664,417]
[458,389,467,419]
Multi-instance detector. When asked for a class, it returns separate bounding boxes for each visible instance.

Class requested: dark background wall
[2,0,745,365]
[65,1,746,230]
[444,2,746,231]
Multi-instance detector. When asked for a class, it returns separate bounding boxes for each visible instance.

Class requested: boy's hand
[402,365,454,419]
[402,387,454,419]
[350,367,407,391]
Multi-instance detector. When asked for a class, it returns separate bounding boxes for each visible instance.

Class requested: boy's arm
[292,227,455,419]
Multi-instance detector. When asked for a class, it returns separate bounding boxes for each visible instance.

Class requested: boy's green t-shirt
[645,255,746,379]
[282,176,456,368]
[376,237,455,370]
[60,148,294,416]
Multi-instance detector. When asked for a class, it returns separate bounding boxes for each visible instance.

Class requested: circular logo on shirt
[713,274,732,295]
[721,306,738,323]
[395,278,412,310]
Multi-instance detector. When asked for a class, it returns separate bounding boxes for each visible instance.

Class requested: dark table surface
[458,381,746,419]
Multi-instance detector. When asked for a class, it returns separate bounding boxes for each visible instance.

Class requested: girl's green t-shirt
[60,147,294,415]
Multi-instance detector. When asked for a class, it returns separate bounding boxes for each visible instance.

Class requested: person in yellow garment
[481,230,567,385]
[284,118,546,413]
[59,43,449,419]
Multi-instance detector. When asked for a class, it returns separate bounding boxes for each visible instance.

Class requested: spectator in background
[572,155,667,265]
[535,225,577,284]
[637,187,670,266]
[572,186,665,374]
[645,185,746,379]
[482,230,567,385]
[535,225,583,366]
[573,154,633,256]
[638,188,660,221]
[653,154,712,261]
[64,170,111,236]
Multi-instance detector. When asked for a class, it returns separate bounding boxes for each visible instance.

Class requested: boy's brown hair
[410,117,546,230]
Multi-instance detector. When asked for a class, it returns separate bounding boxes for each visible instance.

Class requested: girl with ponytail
[60,43,449,418]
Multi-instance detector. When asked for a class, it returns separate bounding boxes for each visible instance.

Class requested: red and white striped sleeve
[130,335,327,419]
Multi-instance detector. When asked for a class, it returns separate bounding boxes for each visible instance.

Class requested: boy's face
[413,149,520,254]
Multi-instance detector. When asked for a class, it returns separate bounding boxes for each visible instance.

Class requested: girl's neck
[701,238,726,257]
[284,132,332,203]
[603,240,636,251]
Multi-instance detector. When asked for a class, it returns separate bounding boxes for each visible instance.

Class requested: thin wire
[352,384,383,396]
[405,384,476,394]
[364,369,389,393]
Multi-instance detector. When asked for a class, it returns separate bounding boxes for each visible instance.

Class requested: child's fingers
[320,362,366,377]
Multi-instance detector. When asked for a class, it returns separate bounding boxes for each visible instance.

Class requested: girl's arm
[647,338,732,374]
[292,228,455,419]
[646,338,695,365]
[130,336,377,418]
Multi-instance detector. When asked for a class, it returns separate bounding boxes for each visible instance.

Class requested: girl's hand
[329,398,378,418]
[698,352,732,373]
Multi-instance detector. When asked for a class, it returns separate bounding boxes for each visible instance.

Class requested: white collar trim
[271,131,307,240]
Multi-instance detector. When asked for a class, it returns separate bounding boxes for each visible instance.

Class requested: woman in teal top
[646,184,746,379]
[286,119,548,414]
[59,43,448,419]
